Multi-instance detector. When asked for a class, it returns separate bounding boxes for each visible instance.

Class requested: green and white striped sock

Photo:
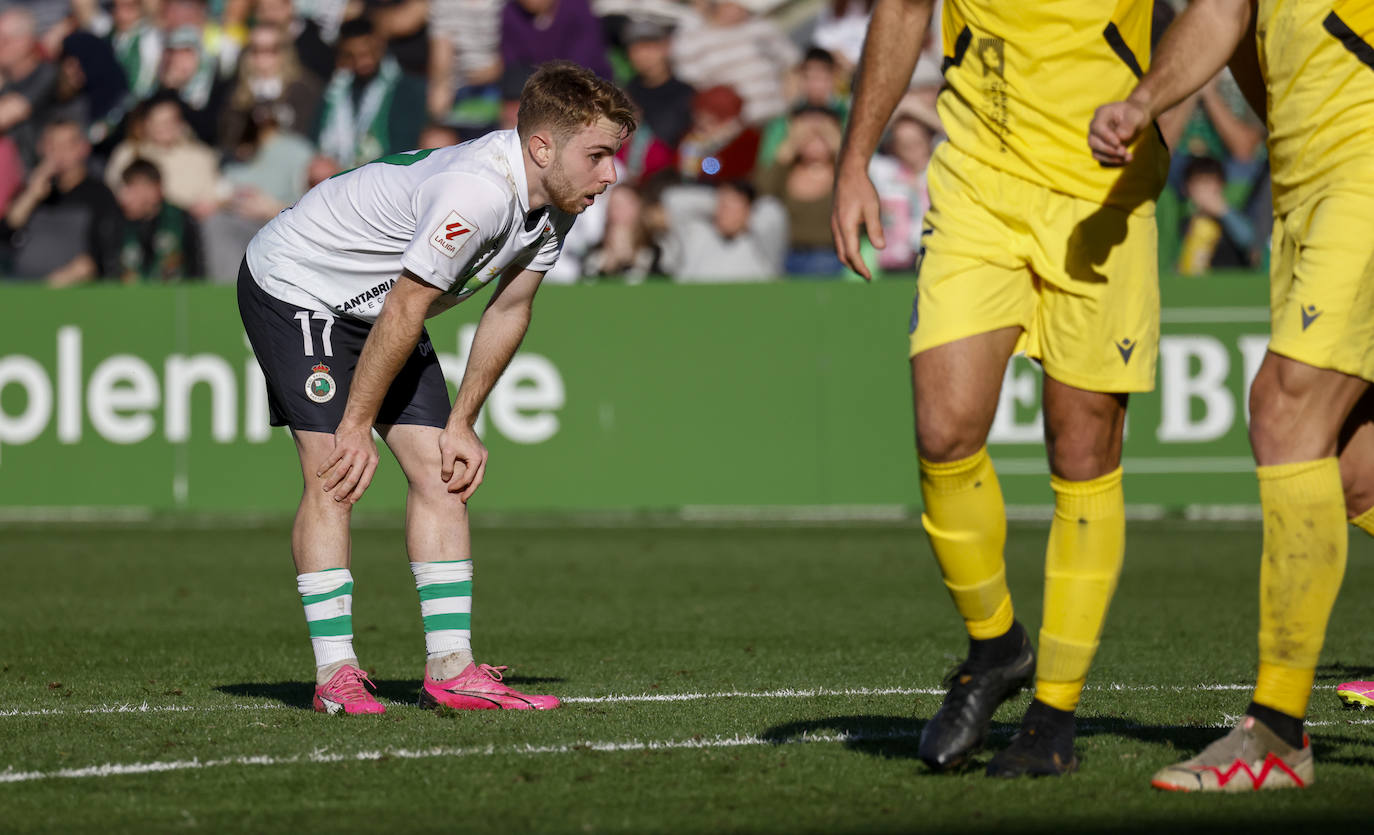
[411,560,473,676]
[297,568,357,670]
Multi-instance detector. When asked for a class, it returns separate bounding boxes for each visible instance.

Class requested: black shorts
[237,259,451,432]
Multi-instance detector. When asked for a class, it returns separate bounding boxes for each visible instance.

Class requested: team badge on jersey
[306,364,336,403]
[430,210,477,259]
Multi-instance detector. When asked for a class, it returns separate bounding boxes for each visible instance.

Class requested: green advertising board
[0,275,1269,515]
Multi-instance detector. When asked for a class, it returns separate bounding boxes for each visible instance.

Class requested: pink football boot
[419,663,561,710]
[313,665,386,715]
[1336,681,1374,709]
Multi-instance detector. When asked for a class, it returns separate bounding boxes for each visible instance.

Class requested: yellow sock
[1035,467,1125,712]
[919,448,1014,640]
[1253,458,1347,718]
[1351,505,1374,537]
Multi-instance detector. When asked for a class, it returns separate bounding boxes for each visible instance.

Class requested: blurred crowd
[0,0,1267,286]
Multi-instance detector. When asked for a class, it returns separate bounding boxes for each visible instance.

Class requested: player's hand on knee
[1088,101,1147,166]
[439,424,488,502]
[318,425,380,504]
[831,166,884,281]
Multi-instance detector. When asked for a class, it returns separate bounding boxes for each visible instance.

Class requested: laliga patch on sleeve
[429,210,477,258]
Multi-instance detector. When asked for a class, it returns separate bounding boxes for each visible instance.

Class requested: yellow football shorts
[1268,187,1374,383]
[908,142,1159,393]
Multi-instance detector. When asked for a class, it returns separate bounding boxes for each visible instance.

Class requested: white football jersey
[245,129,574,322]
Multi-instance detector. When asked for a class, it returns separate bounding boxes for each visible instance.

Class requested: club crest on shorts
[305,364,336,403]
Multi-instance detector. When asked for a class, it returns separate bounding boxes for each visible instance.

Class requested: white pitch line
[0,683,1259,718]
[0,730,898,784]
[5,715,1374,786]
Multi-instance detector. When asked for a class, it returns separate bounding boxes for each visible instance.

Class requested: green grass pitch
[2,520,1373,832]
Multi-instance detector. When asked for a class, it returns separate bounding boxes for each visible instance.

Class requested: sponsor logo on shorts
[430,210,477,259]
[1300,304,1322,331]
[305,364,336,403]
[1116,338,1136,365]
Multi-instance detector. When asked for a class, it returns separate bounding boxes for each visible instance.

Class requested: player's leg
[914,327,1038,771]
[907,144,1041,772]
[380,422,559,710]
[985,190,1157,778]
[290,428,384,714]
[986,378,1126,778]
[1339,390,1374,531]
[1153,197,1374,791]
[236,261,382,715]
[1335,395,1374,708]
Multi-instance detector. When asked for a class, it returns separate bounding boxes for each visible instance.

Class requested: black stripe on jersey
[1324,12,1374,72]
[1102,23,1144,79]
[941,26,971,74]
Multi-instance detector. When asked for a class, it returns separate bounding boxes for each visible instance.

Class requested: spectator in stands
[252,0,334,85]
[2,120,120,284]
[159,0,241,81]
[219,22,321,154]
[1177,155,1257,277]
[52,31,133,148]
[501,0,611,81]
[315,17,424,167]
[811,0,872,73]
[671,1,798,125]
[1165,71,1265,190]
[868,109,937,273]
[758,46,849,167]
[0,6,59,167]
[426,0,502,125]
[659,180,787,282]
[0,134,24,217]
[623,18,692,149]
[154,24,231,145]
[678,84,760,184]
[496,62,530,130]
[417,121,460,149]
[109,158,204,282]
[203,104,314,280]
[583,184,663,282]
[106,94,223,215]
[105,0,164,99]
[365,0,430,78]
[755,104,844,277]
[305,152,342,187]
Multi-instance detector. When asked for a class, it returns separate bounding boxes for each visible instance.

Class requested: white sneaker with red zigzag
[1151,715,1313,792]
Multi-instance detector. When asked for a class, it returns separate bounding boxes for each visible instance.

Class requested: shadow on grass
[760,713,1374,768]
[1316,662,1374,682]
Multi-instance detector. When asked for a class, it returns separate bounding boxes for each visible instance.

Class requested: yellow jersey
[1258,0,1374,215]
[936,0,1168,212]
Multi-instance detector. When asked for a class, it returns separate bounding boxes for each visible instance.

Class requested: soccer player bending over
[834,0,1168,776]
[238,62,634,714]
[1091,0,1374,792]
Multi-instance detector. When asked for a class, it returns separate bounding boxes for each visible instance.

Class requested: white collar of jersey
[503,129,531,216]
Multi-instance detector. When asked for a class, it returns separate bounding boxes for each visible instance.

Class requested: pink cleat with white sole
[1336,681,1374,709]
[419,663,561,711]
[313,665,386,715]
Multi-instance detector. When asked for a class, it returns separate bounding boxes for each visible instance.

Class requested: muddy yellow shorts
[1267,187,1374,383]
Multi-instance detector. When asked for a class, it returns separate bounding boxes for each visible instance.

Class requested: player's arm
[1089,0,1253,165]
[832,0,934,280]
[319,271,443,503]
[440,265,544,500]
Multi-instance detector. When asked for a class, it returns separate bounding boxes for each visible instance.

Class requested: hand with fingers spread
[439,422,488,502]
[318,422,380,504]
[831,162,886,281]
[1088,99,1151,167]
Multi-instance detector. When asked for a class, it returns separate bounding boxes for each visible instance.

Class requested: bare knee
[1342,466,1374,519]
[1247,358,1361,464]
[407,476,469,515]
[299,481,355,518]
[1043,383,1126,481]
[915,409,990,462]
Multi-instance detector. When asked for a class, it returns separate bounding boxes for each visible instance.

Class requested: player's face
[546,116,625,214]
